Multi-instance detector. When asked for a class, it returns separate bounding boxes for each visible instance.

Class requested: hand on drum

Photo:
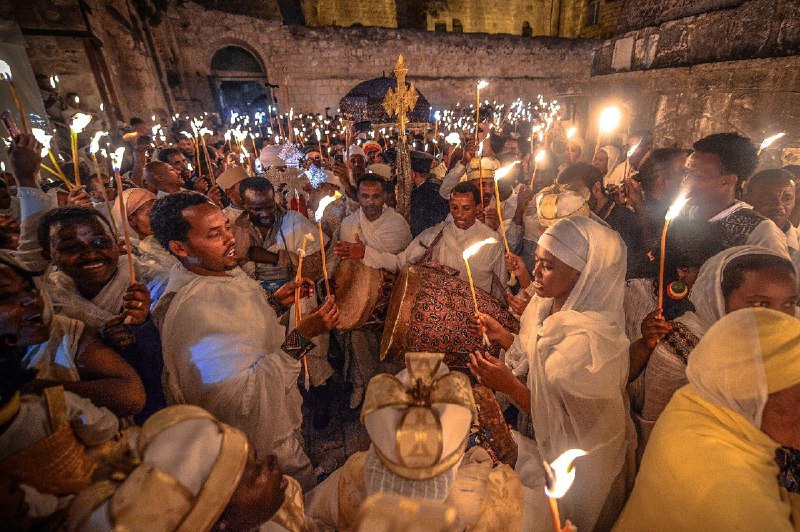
[505,252,530,287]
[468,350,516,395]
[274,278,315,306]
[296,296,339,338]
[334,234,366,261]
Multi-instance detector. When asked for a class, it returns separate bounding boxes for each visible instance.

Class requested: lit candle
[32,128,71,189]
[623,140,640,181]
[543,448,587,532]
[565,127,577,140]
[88,131,119,242]
[595,106,621,156]
[758,132,785,155]
[315,191,342,297]
[0,60,29,133]
[475,80,488,142]
[69,113,92,186]
[462,237,498,346]
[295,232,315,391]
[110,147,136,286]
[493,161,520,254]
[658,195,690,313]
[530,150,545,188]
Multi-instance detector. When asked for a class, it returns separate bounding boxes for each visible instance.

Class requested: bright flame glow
[598,107,621,134]
[69,113,92,133]
[665,194,690,221]
[89,131,107,154]
[566,127,577,139]
[476,80,489,91]
[110,147,126,172]
[315,190,342,222]
[462,237,498,261]
[760,132,785,150]
[31,128,53,152]
[534,150,546,163]
[627,141,641,158]
[445,132,461,145]
[543,449,587,499]
[494,161,520,181]
[0,60,11,81]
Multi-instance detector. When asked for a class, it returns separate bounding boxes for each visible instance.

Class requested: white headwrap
[348,144,366,159]
[686,307,800,428]
[679,245,796,338]
[600,145,622,178]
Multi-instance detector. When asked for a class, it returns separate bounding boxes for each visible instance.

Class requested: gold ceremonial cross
[383,55,418,138]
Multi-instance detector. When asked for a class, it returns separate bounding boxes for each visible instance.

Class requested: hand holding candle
[543,448,587,532]
[294,233,315,390]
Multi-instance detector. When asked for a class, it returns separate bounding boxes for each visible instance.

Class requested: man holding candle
[368,181,508,300]
[150,191,339,491]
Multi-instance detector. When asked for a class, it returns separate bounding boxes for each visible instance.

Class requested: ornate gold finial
[383,55,418,138]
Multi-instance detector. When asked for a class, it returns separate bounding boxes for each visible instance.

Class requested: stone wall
[302,0,398,28]
[425,0,546,36]
[160,1,595,113]
[618,0,746,33]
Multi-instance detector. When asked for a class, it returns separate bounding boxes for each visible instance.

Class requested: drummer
[363,181,508,301]
[333,173,413,408]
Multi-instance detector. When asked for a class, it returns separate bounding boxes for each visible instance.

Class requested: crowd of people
[0,100,799,531]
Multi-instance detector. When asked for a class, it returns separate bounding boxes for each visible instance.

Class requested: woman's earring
[667,280,689,300]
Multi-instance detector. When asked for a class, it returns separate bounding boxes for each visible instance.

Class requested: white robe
[22,314,84,383]
[155,264,314,489]
[338,205,412,257]
[364,220,507,296]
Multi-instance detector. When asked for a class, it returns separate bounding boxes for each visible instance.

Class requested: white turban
[348,144,366,159]
[538,217,590,272]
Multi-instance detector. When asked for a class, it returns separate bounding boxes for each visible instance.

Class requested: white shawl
[510,217,632,532]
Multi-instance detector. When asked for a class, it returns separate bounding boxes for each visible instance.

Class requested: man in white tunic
[333,173,412,407]
[149,191,339,491]
[365,181,507,299]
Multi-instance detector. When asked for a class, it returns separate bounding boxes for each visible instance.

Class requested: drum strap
[420,227,446,265]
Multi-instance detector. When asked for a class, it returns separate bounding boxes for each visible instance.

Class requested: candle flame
[89,131,107,154]
[543,449,587,499]
[494,161,520,181]
[69,113,93,134]
[566,127,577,139]
[477,80,489,91]
[462,237,498,261]
[0,60,11,81]
[31,128,53,150]
[445,132,461,145]
[534,150,546,163]
[598,106,621,134]
[110,147,126,172]
[315,190,342,222]
[759,132,785,150]
[665,194,689,221]
[297,232,315,257]
[627,141,641,158]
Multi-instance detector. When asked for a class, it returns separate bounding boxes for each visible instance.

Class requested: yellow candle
[315,192,342,297]
[110,147,136,286]
[543,448,588,532]
[658,196,690,313]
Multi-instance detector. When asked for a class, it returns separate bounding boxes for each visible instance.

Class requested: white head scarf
[686,307,800,427]
[600,145,622,178]
[518,216,631,532]
[681,245,796,337]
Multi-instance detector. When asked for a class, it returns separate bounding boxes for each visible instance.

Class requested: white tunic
[363,220,507,295]
[338,205,412,258]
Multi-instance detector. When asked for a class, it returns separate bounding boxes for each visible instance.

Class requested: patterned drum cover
[380,264,520,371]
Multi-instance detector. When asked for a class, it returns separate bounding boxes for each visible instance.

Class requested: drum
[333,259,395,330]
[380,264,520,370]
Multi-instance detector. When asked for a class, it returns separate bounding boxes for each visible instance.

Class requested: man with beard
[150,191,338,490]
[333,174,412,407]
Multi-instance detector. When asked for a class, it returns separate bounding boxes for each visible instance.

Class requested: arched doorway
[209,46,273,119]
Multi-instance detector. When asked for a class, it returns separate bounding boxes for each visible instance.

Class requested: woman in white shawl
[637,245,798,447]
[592,145,622,183]
[468,216,634,531]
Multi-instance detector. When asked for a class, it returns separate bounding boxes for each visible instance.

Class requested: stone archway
[209,45,273,119]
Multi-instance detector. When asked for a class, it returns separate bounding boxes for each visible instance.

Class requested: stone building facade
[2,0,799,161]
